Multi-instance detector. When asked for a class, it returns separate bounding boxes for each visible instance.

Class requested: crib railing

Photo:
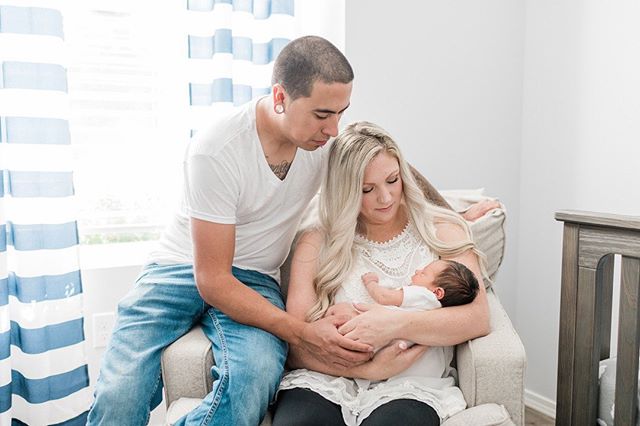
[555,210,640,425]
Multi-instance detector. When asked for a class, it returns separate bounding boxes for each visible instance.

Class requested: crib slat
[556,224,580,426]
[614,256,640,426]
[598,255,615,360]
[572,266,602,425]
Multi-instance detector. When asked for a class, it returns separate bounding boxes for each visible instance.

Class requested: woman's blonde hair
[307,121,487,321]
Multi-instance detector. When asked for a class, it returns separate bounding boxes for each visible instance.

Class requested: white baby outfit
[278,223,466,425]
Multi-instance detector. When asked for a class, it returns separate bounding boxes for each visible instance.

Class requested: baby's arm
[361,273,414,351]
[362,273,403,307]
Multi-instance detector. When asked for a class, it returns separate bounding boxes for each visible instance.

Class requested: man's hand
[356,342,428,381]
[298,315,373,368]
[461,200,501,222]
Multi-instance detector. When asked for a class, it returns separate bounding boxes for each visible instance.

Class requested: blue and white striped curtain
[186,0,295,132]
[0,3,90,425]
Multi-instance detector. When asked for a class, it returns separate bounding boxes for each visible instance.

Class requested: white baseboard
[525,389,556,419]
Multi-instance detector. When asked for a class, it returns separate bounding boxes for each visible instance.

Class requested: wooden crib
[555,210,640,425]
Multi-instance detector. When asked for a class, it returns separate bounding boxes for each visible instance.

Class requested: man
[87,36,372,426]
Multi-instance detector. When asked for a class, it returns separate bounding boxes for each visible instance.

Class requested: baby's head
[410,259,479,307]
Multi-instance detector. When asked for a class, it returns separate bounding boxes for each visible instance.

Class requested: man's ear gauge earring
[274,104,285,114]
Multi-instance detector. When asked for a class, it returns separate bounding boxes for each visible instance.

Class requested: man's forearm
[196,271,304,345]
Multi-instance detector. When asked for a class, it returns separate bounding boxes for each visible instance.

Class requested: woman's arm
[338,222,490,348]
[286,230,424,379]
[290,339,427,381]
[286,230,373,368]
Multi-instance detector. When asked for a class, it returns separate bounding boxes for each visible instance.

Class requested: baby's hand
[361,272,379,286]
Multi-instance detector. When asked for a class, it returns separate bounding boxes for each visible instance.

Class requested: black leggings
[272,388,440,426]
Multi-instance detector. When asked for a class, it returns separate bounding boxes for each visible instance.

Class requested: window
[65,1,188,245]
[63,0,345,249]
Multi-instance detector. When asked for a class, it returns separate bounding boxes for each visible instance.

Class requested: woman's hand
[337,303,402,350]
[355,342,428,381]
[324,302,360,319]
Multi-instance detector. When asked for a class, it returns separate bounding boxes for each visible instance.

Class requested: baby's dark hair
[434,260,479,307]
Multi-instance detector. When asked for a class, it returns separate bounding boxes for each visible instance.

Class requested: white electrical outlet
[93,312,116,348]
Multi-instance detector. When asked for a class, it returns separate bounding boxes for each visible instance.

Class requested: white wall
[294,0,345,50]
[344,0,526,317]
[517,0,640,408]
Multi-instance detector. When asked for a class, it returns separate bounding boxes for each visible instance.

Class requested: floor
[525,406,555,426]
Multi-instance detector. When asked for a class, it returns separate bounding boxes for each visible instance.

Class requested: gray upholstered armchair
[161,190,526,426]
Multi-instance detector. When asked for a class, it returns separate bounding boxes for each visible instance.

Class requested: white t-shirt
[149,99,327,281]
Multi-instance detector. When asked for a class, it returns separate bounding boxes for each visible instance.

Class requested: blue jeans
[87,263,287,426]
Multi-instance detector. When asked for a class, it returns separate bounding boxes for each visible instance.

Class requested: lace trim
[357,223,428,278]
[354,221,410,246]
[336,223,434,303]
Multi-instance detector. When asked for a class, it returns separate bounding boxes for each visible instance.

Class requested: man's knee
[232,345,285,390]
[225,336,286,406]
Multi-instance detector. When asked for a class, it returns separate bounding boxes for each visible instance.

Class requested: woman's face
[359,151,403,226]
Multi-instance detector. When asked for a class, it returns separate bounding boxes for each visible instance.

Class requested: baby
[361,259,479,311]
[354,259,480,381]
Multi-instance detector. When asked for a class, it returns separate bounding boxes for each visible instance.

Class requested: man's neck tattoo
[269,160,291,180]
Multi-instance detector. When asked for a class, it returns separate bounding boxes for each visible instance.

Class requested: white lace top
[278,223,467,425]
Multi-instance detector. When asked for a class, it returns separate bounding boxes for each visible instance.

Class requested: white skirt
[278,347,467,426]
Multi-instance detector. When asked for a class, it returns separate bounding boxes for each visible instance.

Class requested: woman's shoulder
[293,228,325,258]
[298,228,324,245]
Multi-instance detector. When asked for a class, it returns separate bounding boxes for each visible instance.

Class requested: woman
[272,121,491,426]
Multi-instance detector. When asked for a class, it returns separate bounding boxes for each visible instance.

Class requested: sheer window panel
[64,0,345,253]
[64,0,189,246]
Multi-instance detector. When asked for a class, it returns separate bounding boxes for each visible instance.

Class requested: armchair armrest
[161,326,213,407]
[457,289,526,426]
